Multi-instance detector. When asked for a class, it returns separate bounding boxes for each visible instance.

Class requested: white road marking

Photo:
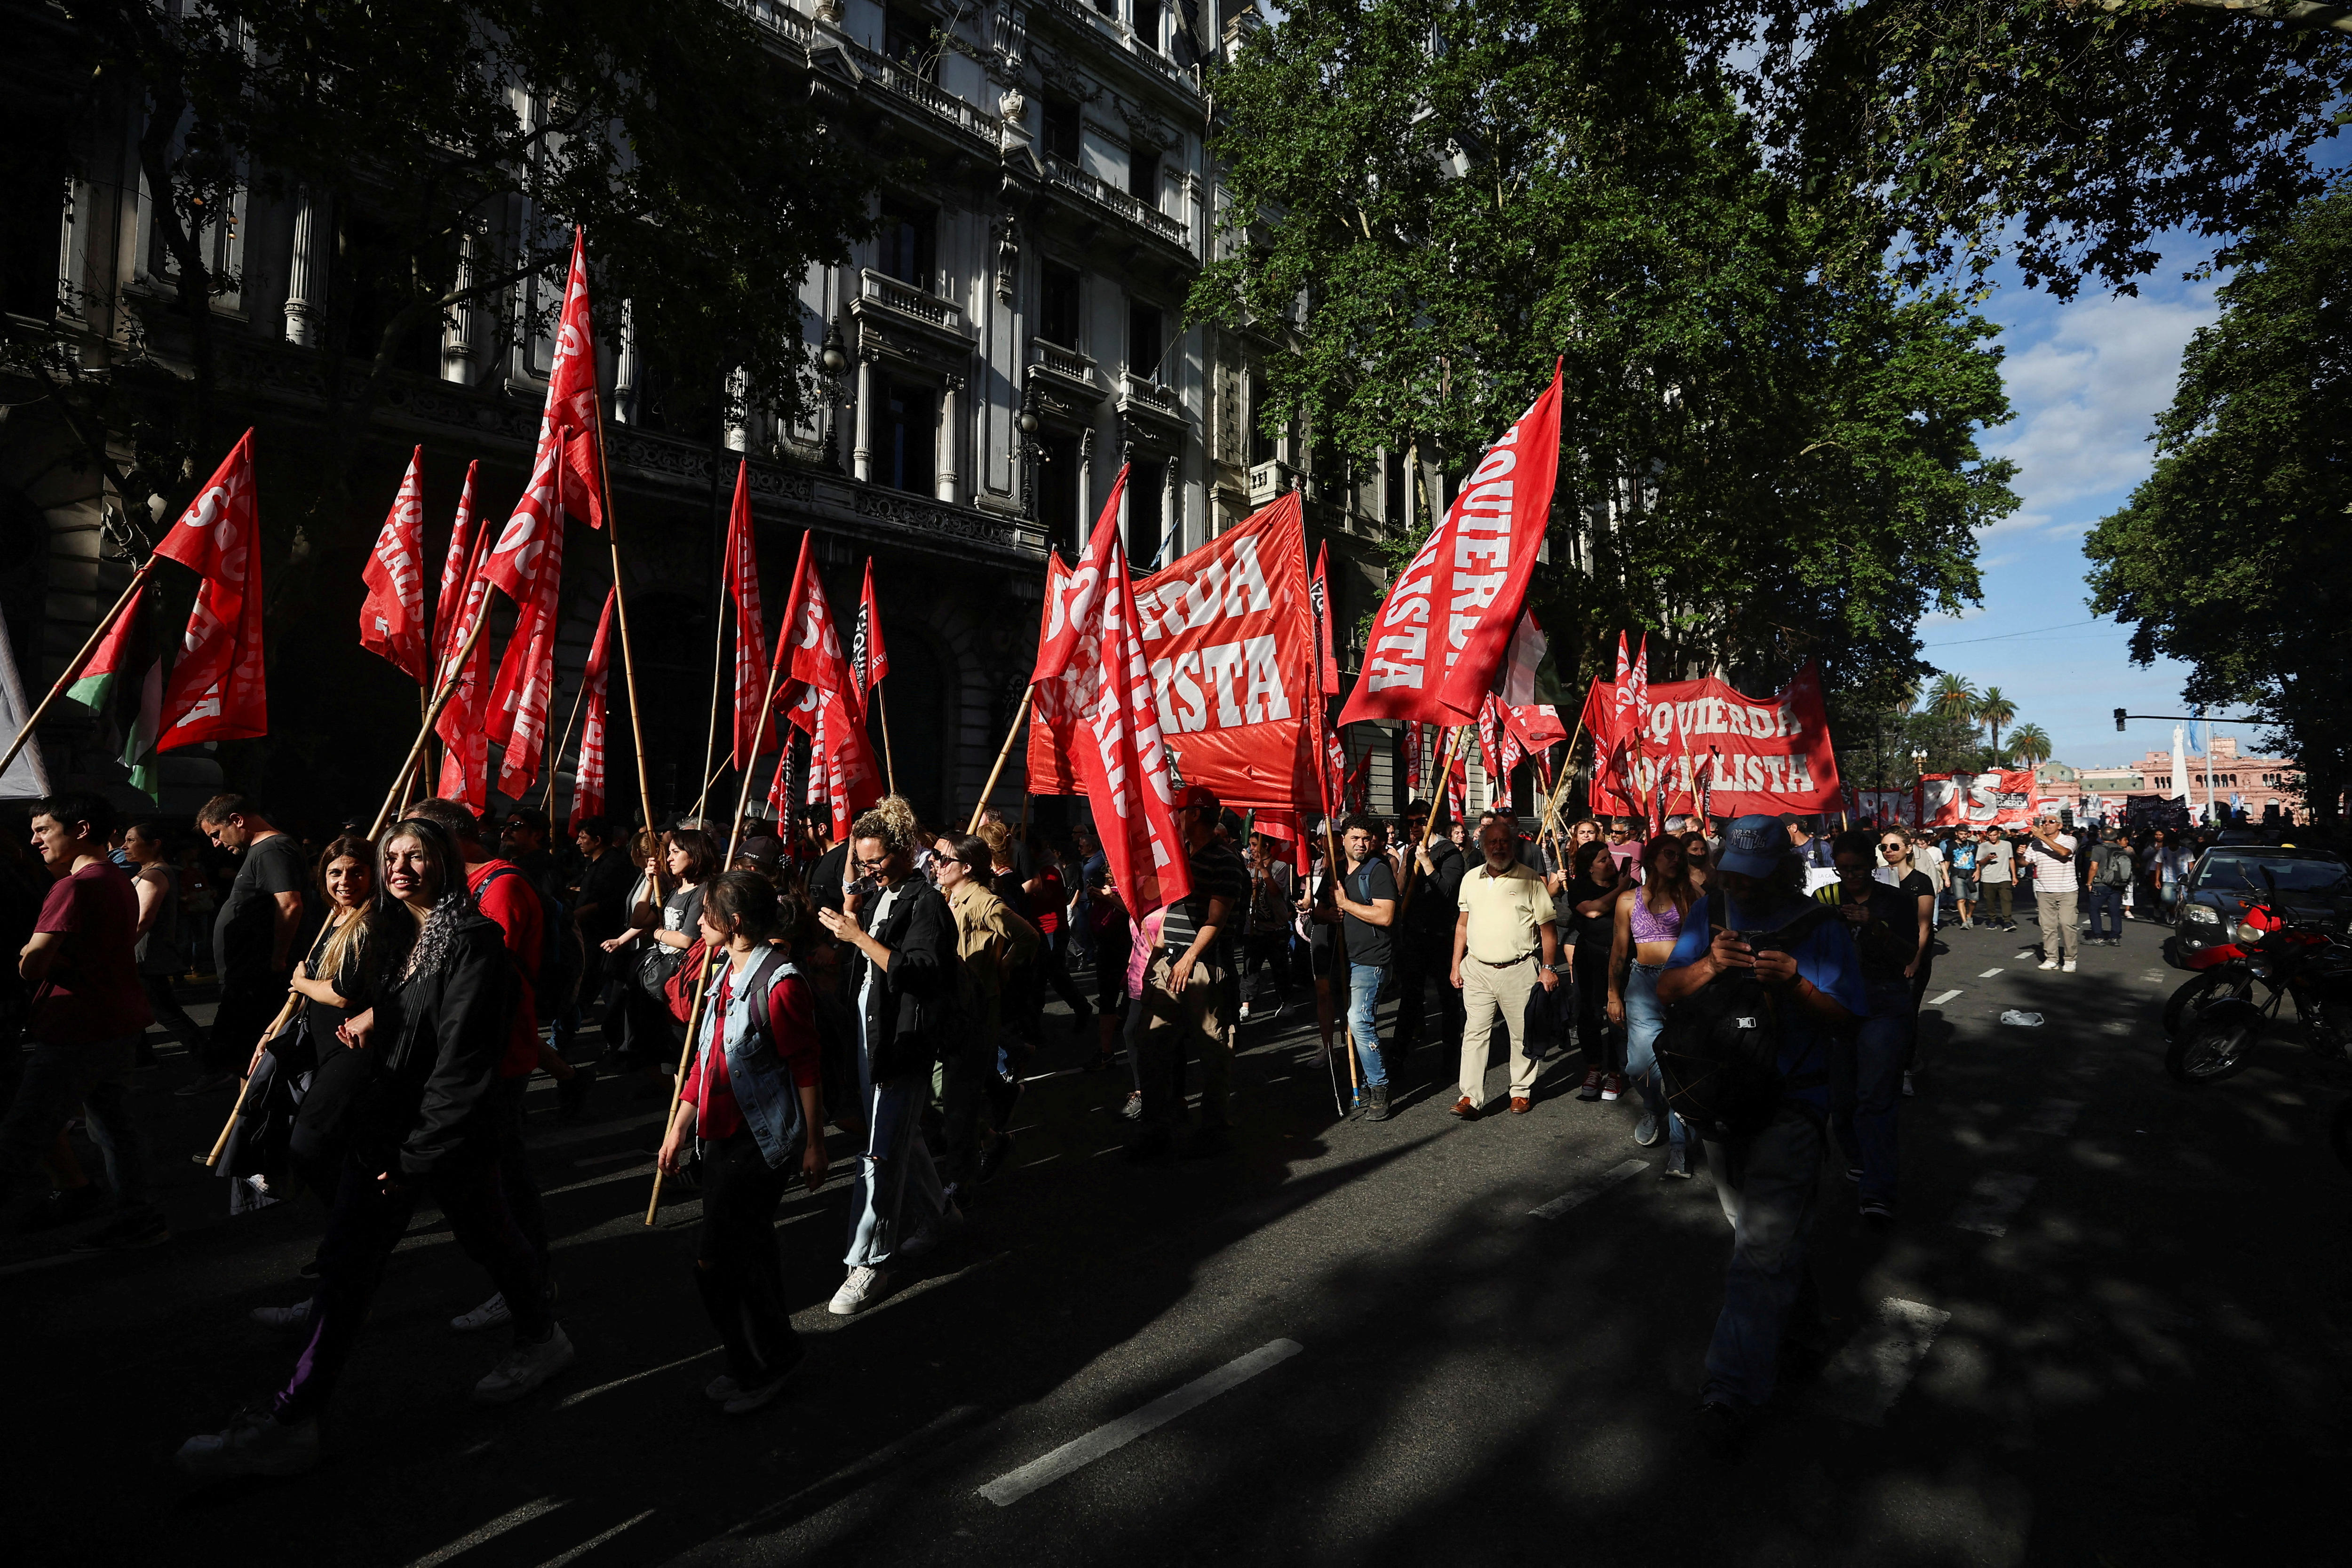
[1818,1297,1952,1425]
[1927,989,1964,1005]
[2020,1098,2083,1137]
[406,1500,565,1568]
[554,1348,720,1410]
[532,1510,655,1568]
[1949,1172,2038,1237]
[979,1339,1304,1506]
[1978,968,2004,979]
[1529,1157,1650,1220]
[2014,950,2037,961]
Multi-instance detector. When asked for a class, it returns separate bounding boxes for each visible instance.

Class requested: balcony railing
[732,0,814,47]
[1248,460,1304,506]
[1041,155,1188,249]
[1035,0,1198,98]
[1118,371,1180,417]
[859,267,974,340]
[842,37,1001,144]
[1029,338,1097,385]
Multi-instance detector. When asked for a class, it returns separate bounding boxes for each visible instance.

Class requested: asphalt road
[7,909,2349,1567]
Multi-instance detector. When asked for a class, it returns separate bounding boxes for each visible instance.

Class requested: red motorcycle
[2166,883,2352,1084]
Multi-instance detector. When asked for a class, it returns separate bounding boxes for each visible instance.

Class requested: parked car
[2166,844,2352,971]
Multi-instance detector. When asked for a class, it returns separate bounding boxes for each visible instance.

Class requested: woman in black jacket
[815,796,961,1317]
[177,818,574,1480]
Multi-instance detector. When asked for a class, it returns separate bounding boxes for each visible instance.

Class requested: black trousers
[1573,940,1621,1072]
[694,1130,804,1387]
[1395,930,1463,1050]
[138,971,207,1063]
[490,1075,551,1265]
[209,973,288,1076]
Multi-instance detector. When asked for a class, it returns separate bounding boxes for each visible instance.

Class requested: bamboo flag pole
[369,609,495,840]
[875,682,898,797]
[0,558,157,781]
[202,991,301,1169]
[968,686,1034,833]
[588,412,661,850]
[540,664,596,820]
[645,646,789,1225]
[1397,724,1472,913]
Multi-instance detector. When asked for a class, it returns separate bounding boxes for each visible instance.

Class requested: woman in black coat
[177,817,575,1480]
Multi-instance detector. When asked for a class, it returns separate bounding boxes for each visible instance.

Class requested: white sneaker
[2039,960,2059,971]
[472,1324,576,1404]
[1902,1072,1915,1098]
[828,1265,889,1316]
[452,1292,511,1332]
[722,1357,804,1416]
[175,1408,320,1478]
[2062,961,2078,973]
[705,1374,743,1403]
[250,1299,315,1329]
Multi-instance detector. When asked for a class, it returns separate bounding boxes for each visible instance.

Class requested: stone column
[612,299,639,425]
[1164,454,1180,556]
[723,366,751,453]
[937,375,964,506]
[1077,427,1094,553]
[439,229,477,383]
[282,188,323,348]
[853,350,878,483]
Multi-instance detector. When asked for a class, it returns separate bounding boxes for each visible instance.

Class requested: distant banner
[1922,770,2038,828]
[1581,662,1843,818]
[1030,494,1315,811]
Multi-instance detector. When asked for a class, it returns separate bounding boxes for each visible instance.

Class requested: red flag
[484,495,567,796]
[1340,366,1562,724]
[568,588,616,832]
[485,230,602,606]
[767,732,795,820]
[1055,525,1191,917]
[1323,724,1348,816]
[155,430,268,750]
[1631,635,1651,733]
[1446,747,1467,826]
[434,520,498,810]
[777,531,853,712]
[723,462,769,769]
[852,558,889,711]
[1612,632,1636,728]
[1476,695,1505,783]
[1404,720,1424,798]
[1499,713,1526,784]
[1032,465,1129,683]
[432,462,479,667]
[360,446,431,683]
[1309,542,1340,697]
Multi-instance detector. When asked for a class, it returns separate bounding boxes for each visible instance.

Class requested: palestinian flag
[67,585,165,799]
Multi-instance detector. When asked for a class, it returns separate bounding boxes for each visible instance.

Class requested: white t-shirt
[1978,838,2015,884]
[2021,833,2076,884]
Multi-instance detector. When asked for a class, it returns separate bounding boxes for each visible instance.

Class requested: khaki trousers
[2037,888,2079,963]
[1458,955,1540,1109]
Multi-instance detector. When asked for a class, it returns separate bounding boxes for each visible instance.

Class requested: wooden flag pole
[0,558,157,781]
[875,682,898,797]
[202,992,301,1168]
[1397,724,1472,913]
[968,685,1034,833]
[645,646,788,1225]
[370,609,495,840]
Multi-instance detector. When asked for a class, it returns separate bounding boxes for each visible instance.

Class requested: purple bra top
[1629,891,1685,944]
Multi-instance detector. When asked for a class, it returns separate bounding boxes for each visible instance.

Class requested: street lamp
[819,322,849,472]
[1017,380,1043,521]
[1911,748,1927,779]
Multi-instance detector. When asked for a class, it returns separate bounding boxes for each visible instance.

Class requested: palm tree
[1977,686,2018,762]
[2008,722,2052,768]
[1930,673,1978,723]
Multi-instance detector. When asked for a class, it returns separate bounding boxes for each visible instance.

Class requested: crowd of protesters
[0,780,2328,1475]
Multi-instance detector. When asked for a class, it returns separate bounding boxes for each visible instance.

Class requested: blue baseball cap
[1716,814,1789,878]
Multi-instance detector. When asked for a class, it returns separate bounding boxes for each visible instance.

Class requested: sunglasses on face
[854,854,890,869]
[1881,843,1906,854]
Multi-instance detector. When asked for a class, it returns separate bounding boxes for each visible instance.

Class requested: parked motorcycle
[2165,876,2352,1084]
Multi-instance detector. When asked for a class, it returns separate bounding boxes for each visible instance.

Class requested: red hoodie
[466,858,544,1078]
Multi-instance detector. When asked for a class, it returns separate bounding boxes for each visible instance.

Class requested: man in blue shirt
[1658,813,1865,1453]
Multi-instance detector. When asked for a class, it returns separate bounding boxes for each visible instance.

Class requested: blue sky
[1917,247,2227,772]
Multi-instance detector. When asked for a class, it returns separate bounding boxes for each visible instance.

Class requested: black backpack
[479,866,582,1028]
[1655,896,1839,1143]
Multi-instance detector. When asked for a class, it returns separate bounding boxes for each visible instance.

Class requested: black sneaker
[977,1132,1015,1185]
[1691,1398,1745,1458]
[74,1210,169,1251]
[25,1183,105,1231]
[1860,1198,1895,1228]
[556,1061,597,1124]
[1180,1123,1231,1159]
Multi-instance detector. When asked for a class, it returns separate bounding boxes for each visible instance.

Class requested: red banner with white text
[1584,662,1844,818]
[1029,493,1315,811]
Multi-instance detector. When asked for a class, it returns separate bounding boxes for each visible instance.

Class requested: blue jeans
[2086,883,2124,939]
[1619,964,1686,1151]
[1702,1102,1825,1409]
[1832,988,1909,1208]
[1348,962,1388,1088]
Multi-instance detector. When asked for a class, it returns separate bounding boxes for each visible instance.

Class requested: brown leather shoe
[1449,1096,1478,1119]
[1509,1096,1532,1114]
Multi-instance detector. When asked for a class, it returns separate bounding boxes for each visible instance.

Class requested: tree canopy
[1194,0,2018,708]
[2084,180,2352,819]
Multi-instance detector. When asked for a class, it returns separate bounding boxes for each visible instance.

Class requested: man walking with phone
[2024,813,2079,972]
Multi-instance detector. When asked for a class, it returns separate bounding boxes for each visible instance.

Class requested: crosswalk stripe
[1927,989,1963,1005]
[1949,1172,2037,1237]
[1529,1158,1650,1220]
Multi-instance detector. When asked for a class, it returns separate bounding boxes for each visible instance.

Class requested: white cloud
[1983,285,2218,536]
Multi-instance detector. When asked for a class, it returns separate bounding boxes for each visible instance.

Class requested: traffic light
[2114,708,2127,732]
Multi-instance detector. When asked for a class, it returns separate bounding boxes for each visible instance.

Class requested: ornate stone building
[1,0,1422,826]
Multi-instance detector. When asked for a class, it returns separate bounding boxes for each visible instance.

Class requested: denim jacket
[696,948,807,1171]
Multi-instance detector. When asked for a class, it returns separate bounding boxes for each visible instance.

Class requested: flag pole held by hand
[202,992,301,1169]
